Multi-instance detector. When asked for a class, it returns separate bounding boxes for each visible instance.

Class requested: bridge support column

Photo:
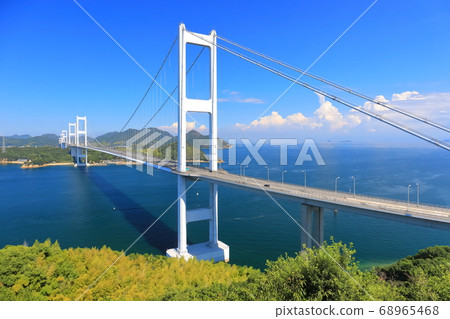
[74,116,88,167]
[166,178,229,262]
[208,183,219,247]
[300,204,324,249]
[177,175,188,255]
[166,24,228,262]
[314,206,324,246]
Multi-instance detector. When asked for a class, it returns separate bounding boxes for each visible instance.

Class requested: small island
[0,146,122,168]
[1,129,228,168]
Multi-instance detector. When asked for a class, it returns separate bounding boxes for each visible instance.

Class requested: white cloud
[313,94,361,130]
[286,113,322,129]
[249,111,286,127]
[236,94,360,132]
[361,95,389,113]
[360,91,450,124]
[231,90,450,143]
[391,91,424,101]
[350,91,450,140]
[317,94,362,130]
[390,92,450,120]
[159,121,208,135]
[239,98,265,104]
[219,91,264,104]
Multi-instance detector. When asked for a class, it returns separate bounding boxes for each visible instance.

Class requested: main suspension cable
[218,35,450,134]
[141,47,206,130]
[119,35,178,133]
[189,31,450,152]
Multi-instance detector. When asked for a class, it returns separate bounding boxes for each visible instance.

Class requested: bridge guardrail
[72,143,450,218]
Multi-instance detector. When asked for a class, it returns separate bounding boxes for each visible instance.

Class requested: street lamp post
[416,183,420,205]
[243,166,248,177]
[265,166,270,182]
[407,184,412,209]
[351,176,356,195]
[301,170,306,188]
[282,170,287,185]
[240,163,244,176]
[335,177,340,193]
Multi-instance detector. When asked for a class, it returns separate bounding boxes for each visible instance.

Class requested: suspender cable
[141,47,206,130]
[188,31,450,152]
[218,35,450,134]
[119,35,178,133]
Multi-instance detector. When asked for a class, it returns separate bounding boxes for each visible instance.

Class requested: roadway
[73,145,450,230]
[179,166,450,230]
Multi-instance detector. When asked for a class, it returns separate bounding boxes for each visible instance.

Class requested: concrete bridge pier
[300,204,324,249]
[70,147,88,167]
[166,176,229,262]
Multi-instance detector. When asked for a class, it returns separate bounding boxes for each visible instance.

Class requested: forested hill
[94,129,231,149]
[0,240,449,301]
[3,129,231,149]
[4,134,59,147]
[0,147,118,166]
[94,128,173,146]
[185,130,232,149]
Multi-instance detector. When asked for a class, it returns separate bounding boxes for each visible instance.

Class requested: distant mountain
[4,134,59,147]
[93,128,231,149]
[7,134,31,140]
[94,128,174,147]
[185,130,232,149]
[3,128,231,150]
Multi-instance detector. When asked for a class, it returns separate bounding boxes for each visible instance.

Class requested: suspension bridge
[58,24,450,262]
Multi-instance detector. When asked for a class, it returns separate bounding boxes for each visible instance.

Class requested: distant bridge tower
[69,116,88,166]
[68,123,76,145]
[166,24,229,262]
[59,130,67,149]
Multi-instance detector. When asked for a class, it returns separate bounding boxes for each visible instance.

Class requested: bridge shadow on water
[83,169,177,253]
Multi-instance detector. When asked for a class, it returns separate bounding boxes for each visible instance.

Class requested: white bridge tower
[68,123,76,145]
[166,24,229,262]
[59,130,67,149]
[69,116,88,166]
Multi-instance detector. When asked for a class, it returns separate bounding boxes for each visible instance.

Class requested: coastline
[21,162,74,169]
[0,161,118,169]
[0,159,223,169]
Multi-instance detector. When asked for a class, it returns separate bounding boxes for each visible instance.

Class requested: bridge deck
[73,145,450,229]
[179,167,450,229]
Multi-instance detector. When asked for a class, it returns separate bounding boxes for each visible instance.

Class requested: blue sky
[1,0,450,145]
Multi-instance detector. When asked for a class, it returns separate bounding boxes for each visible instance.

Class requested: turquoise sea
[1,144,450,270]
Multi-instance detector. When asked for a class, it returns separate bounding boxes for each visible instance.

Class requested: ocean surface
[1,144,450,270]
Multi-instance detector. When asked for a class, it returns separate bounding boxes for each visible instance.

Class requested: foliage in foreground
[0,240,449,301]
[0,240,254,301]
[0,147,119,166]
[0,147,73,166]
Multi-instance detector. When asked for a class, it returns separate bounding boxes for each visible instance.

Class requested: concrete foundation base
[166,241,229,262]
[74,163,89,167]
